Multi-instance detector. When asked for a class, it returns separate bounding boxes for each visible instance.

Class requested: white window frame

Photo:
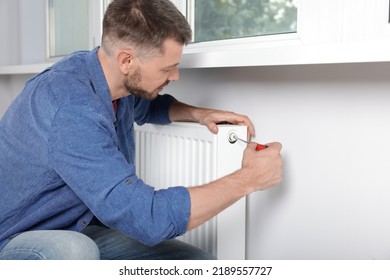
[45,0,105,62]
[173,0,390,68]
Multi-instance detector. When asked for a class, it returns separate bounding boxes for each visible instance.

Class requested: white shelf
[0,63,53,75]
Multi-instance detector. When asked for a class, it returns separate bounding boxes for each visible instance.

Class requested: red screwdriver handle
[255,143,269,151]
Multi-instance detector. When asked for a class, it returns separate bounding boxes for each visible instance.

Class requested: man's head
[102,0,192,57]
[100,0,192,100]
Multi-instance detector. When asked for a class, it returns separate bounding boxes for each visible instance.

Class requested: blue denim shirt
[0,48,190,250]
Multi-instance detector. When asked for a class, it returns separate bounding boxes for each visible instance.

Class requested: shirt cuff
[157,186,191,237]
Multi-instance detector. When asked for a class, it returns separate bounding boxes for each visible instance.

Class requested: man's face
[124,38,183,100]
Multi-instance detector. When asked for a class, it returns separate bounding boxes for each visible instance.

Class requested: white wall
[0,1,20,66]
[167,62,390,259]
[19,0,46,64]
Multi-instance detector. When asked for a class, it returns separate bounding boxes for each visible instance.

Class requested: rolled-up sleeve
[48,104,190,245]
[134,94,176,125]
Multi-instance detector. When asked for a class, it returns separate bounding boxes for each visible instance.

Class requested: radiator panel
[135,122,247,259]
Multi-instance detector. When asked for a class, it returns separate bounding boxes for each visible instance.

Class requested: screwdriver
[228,132,268,151]
[237,137,268,151]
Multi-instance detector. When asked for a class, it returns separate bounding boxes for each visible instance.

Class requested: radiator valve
[228,131,238,144]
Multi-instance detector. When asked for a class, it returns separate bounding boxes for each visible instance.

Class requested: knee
[0,230,100,260]
[48,231,100,260]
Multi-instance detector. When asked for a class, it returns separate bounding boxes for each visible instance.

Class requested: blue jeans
[0,226,216,260]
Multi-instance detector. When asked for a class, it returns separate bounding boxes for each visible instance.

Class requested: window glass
[192,0,298,42]
[48,0,90,57]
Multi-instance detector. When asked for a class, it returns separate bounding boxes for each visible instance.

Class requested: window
[48,0,90,57]
[173,0,297,43]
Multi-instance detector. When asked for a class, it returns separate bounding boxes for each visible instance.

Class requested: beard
[124,67,169,100]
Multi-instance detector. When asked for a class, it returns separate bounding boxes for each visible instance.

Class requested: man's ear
[118,50,136,74]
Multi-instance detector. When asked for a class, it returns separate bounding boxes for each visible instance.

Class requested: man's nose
[168,66,179,81]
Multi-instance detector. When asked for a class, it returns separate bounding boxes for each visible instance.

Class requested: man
[0,0,282,260]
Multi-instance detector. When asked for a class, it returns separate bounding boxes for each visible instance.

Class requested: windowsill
[180,38,390,68]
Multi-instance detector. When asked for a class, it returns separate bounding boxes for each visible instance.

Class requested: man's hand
[169,101,255,139]
[240,142,283,192]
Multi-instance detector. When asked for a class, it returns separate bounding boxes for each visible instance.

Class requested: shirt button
[81,221,87,226]
[126,179,132,184]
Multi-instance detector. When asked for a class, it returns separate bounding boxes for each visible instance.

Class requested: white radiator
[134,122,247,259]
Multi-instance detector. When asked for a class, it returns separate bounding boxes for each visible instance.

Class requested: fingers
[226,114,255,138]
[207,123,218,134]
[265,142,282,152]
[201,111,256,137]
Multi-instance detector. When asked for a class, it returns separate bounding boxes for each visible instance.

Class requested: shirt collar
[86,47,116,123]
